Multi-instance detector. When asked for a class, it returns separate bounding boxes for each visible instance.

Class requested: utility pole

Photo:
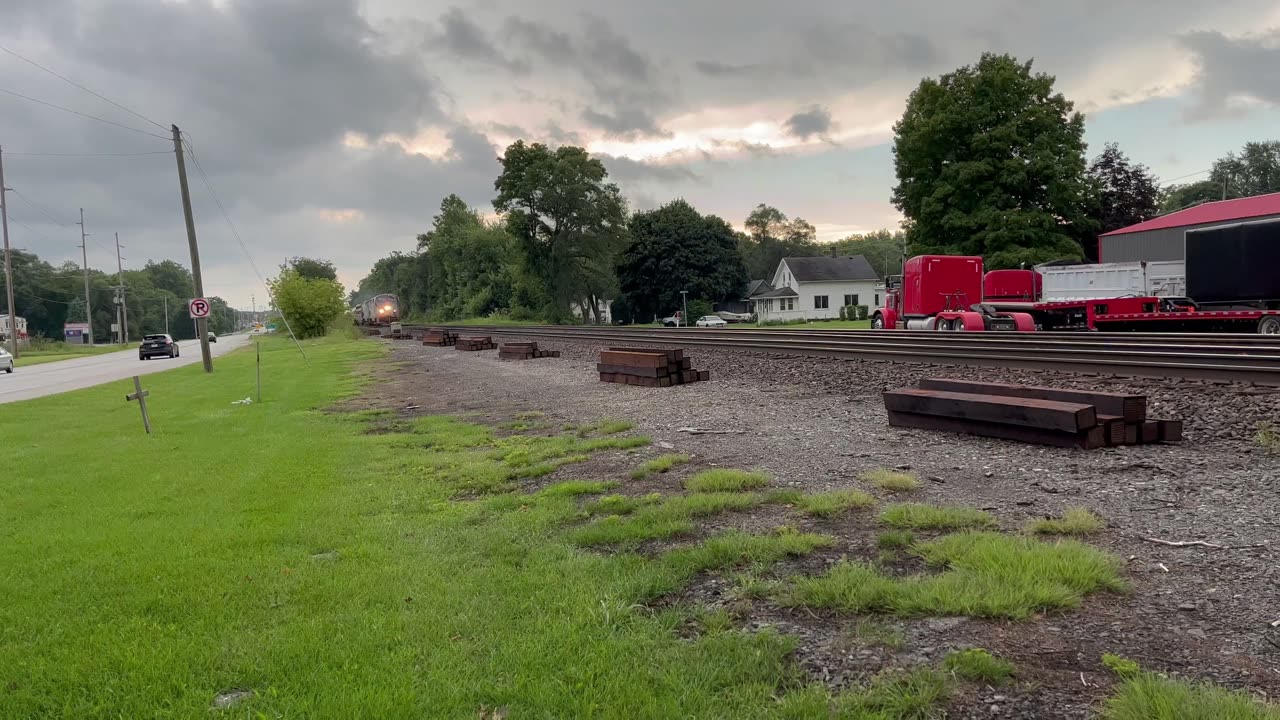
[115,232,129,344]
[0,146,16,358]
[171,124,212,372]
[77,208,94,345]
[163,295,169,335]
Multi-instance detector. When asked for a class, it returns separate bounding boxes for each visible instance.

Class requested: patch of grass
[630,453,691,480]
[863,468,922,492]
[1257,421,1280,456]
[537,480,619,497]
[662,529,834,576]
[795,488,876,517]
[729,572,776,600]
[845,620,906,650]
[1102,672,1280,720]
[786,531,1125,619]
[1102,653,1142,678]
[837,668,949,719]
[574,418,636,437]
[880,503,997,530]
[877,530,916,551]
[944,648,1015,684]
[570,492,766,547]
[12,343,122,367]
[1026,507,1106,536]
[582,492,662,516]
[685,469,769,493]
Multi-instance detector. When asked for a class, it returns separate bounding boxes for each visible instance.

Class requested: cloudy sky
[2,0,1279,308]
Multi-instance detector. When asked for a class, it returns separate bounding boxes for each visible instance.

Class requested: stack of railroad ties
[598,347,710,387]
[498,342,561,361]
[883,378,1183,449]
[455,336,497,352]
[420,328,458,347]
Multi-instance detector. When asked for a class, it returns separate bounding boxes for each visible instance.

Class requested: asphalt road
[0,334,252,405]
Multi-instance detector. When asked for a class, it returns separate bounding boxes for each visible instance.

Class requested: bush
[839,306,848,321]
[855,305,870,320]
[686,299,714,323]
[267,269,347,339]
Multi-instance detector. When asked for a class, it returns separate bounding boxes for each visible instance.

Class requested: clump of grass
[880,503,997,530]
[786,531,1125,619]
[663,529,834,576]
[944,648,1015,684]
[583,493,662,516]
[729,572,776,600]
[837,668,949,719]
[795,489,876,517]
[630,453,691,480]
[877,530,916,551]
[862,468,921,492]
[1102,671,1280,719]
[1026,507,1105,536]
[685,469,769,493]
[576,419,635,437]
[1256,421,1280,456]
[538,480,618,497]
[569,492,767,547]
[1102,653,1141,678]
[845,620,905,650]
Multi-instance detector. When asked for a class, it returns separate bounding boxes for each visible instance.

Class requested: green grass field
[13,343,124,367]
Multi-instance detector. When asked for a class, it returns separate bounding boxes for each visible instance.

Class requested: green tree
[418,195,519,321]
[286,257,339,282]
[267,268,346,338]
[351,251,430,318]
[142,260,194,299]
[493,141,629,323]
[737,204,821,279]
[616,199,749,322]
[1086,142,1160,257]
[1160,179,1221,214]
[1211,140,1280,199]
[827,229,907,279]
[892,53,1096,269]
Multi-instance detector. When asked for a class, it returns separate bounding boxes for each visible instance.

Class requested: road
[0,334,252,405]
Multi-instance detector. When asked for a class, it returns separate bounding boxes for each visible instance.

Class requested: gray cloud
[693,60,763,77]
[784,106,834,139]
[598,155,702,184]
[434,7,530,74]
[1180,29,1280,120]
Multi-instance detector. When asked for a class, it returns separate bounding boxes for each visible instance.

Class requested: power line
[9,187,71,227]
[0,87,170,141]
[0,43,170,132]
[4,150,170,157]
[1161,168,1212,186]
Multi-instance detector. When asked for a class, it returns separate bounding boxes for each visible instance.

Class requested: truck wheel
[1259,316,1280,335]
[871,313,884,330]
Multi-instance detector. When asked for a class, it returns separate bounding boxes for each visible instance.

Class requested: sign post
[125,375,152,434]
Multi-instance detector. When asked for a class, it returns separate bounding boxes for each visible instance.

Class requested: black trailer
[1186,218,1280,309]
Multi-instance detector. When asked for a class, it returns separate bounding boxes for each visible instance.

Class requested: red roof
[1100,192,1280,237]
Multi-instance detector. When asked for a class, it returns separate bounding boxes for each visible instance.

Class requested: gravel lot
[371,335,1280,718]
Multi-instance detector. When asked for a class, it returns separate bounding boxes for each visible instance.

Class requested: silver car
[0,346,13,373]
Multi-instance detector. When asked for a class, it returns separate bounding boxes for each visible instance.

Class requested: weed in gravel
[1256,421,1280,456]
[662,529,834,576]
[863,468,922,492]
[1102,653,1141,678]
[1101,672,1280,719]
[576,419,635,437]
[878,530,916,551]
[729,572,776,600]
[845,620,905,650]
[685,469,769,493]
[765,488,804,505]
[538,480,619,497]
[583,493,663,516]
[944,648,1015,684]
[570,492,766,547]
[880,503,997,530]
[837,668,949,719]
[786,531,1125,618]
[1026,507,1105,536]
[795,489,876,517]
[631,453,691,480]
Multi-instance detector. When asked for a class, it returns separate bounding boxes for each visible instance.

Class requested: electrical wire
[1161,168,1212,186]
[0,87,170,141]
[0,44,170,132]
[182,136,308,363]
[4,150,170,157]
[9,187,71,227]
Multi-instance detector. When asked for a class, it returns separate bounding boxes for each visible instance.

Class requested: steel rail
[409,324,1280,385]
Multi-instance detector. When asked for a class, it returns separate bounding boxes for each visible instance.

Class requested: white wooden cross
[125,375,152,434]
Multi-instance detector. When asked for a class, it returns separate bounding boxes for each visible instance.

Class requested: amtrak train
[353,294,401,326]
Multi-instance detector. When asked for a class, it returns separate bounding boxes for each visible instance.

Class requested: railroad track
[406,325,1280,386]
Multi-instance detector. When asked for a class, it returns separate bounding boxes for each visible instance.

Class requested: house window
[779,297,794,311]
[843,294,858,307]
[814,295,829,310]
[874,293,880,306]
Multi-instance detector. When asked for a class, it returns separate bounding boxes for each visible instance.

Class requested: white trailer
[1036,261,1185,302]
[0,315,27,340]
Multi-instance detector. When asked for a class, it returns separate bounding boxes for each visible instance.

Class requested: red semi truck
[872,254,1280,334]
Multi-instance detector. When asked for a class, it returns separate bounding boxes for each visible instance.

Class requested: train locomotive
[353,293,401,326]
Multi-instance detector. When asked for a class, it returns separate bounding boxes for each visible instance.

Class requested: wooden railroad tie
[498,341,561,360]
[422,328,459,346]
[596,347,710,387]
[455,336,497,352]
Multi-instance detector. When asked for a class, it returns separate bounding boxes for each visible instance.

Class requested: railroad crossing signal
[188,297,210,318]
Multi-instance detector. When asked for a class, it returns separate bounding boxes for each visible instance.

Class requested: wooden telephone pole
[171,125,212,373]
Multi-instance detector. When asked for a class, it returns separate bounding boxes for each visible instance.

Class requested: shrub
[855,305,870,320]
[268,269,347,339]
[839,306,848,321]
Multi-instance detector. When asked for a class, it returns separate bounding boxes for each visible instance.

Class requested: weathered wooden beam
[887,410,1106,449]
[884,388,1098,432]
[918,378,1146,423]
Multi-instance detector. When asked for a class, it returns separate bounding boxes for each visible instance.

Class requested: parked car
[207,332,218,343]
[715,311,755,323]
[661,313,682,327]
[695,315,728,327]
[139,334,180,360]
[0,346,13,373]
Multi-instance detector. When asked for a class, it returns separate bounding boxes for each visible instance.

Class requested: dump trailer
[1185,218,1280,310]
[1037,261,1185,302]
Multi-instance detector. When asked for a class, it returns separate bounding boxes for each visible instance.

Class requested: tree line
[352,52,1280,323]
[2,249,236,342]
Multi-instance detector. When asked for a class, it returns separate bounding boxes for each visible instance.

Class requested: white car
[695,315,728,327]
[0,346,13,373]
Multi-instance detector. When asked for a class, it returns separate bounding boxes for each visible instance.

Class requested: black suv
[139,334,180,360]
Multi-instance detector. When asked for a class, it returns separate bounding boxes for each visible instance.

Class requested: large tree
[286,257,339,282]
[418,195,520,321]
[827,229,907,279]
[892,53,1097,269]
[737,204,821,279]
[1160,179,1222,214]
[1211,140,1280,199]
[617,199,749,322]
[493,141,628,323]
[1086,142,1160,257]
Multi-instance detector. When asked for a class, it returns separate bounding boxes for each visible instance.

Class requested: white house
[749,256,881,322]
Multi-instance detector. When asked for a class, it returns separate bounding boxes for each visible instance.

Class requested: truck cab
[872,255,1035,332]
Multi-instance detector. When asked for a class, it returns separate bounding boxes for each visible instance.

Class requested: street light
[680,290,688,327]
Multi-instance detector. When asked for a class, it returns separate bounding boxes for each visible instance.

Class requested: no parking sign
[189,297,210,318]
